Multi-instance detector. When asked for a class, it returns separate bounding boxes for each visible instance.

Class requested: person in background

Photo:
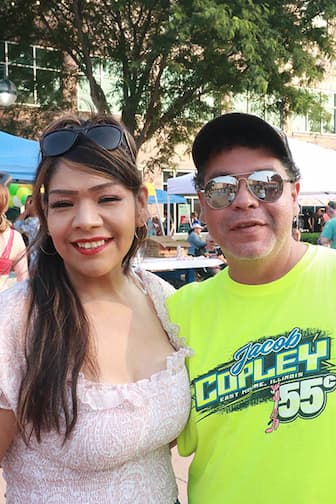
[187,222,206,256]
[307,209,314,232]
[0,113,191,503]
[0,184,28,292]
[14,195,40,246]
[320,200,336,248]
[167,112,336,504]
[205,234,227,268]
[190,211,201,226]
[146,215,156,236]
[152,215,163,235]
[322,207,330,227]
[313,207,324,232]
[14,194,40,266]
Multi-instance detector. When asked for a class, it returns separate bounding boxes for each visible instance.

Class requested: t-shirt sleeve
[321,220,333,240]
[0,284,28,412]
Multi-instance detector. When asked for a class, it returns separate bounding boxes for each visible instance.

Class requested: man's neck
[226,242,308,285]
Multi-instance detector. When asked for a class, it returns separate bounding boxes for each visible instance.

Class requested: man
[320,201,336,248]
[167,112,336,504]
[187,222,206,256]
[191,211,202,226]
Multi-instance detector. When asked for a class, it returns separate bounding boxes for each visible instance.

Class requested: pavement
[0,448,191,503]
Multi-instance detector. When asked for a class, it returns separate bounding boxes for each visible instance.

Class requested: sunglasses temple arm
[123,131,136,164]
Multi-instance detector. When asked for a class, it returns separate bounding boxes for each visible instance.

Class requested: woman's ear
[135,185,150,226]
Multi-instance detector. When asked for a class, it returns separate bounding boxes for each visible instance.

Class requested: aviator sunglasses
[40,124,133,159]
[201,170,296,209]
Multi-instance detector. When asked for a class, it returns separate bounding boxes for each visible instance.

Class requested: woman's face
[46,160,147,282]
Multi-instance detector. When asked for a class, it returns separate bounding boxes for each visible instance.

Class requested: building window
[77,58,121,112]
[0,40,62,106]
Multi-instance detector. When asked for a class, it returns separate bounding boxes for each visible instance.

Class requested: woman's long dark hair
[17,113,147,443]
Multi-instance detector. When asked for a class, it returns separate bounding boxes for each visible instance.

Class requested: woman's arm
[0,409,17,462]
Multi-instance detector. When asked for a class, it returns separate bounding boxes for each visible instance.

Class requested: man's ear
[291,180,300,216]
[135,185,150,226]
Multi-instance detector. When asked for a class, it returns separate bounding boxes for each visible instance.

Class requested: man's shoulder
[322,217,336,230]
[310,242,336,263]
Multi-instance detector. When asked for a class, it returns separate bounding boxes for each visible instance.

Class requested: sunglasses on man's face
[201,170,295,209]
[40,124,130,158]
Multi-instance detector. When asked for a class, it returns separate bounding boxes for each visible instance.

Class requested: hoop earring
[134,221,148,240]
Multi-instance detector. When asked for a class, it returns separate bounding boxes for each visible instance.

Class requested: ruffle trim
[134,268,191,351]
[77,347,192,410]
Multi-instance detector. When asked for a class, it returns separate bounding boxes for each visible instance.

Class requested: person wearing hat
[320,201,336,248]
[166,112,336,504]
[187,222,206,256]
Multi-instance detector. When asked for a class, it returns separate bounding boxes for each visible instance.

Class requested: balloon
[16,187,31,205]
[8,183,18,196]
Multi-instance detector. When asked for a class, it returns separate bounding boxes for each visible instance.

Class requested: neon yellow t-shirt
[167,244,336,504]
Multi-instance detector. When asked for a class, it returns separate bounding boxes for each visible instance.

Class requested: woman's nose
[72,200,102,229]
[231,178,259,209]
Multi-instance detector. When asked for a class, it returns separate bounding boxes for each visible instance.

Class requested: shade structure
[0,130,40,182]
[148,188,186,204]
[167,138,336,204]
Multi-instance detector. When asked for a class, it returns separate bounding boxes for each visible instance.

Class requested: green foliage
[1,0,336,166]
[301,232,320,244]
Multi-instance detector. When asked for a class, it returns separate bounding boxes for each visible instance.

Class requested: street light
[0,79,18,106]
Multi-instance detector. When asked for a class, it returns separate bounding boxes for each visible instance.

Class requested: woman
[0,114,191,503]
[0,184,28,292]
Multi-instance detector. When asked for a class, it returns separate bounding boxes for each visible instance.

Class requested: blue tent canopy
[0,130,39,182]
[148,188,186,204]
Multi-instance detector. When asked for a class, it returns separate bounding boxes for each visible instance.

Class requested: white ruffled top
[0,271,192,503]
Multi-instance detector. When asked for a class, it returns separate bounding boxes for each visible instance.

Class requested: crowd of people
[0,111,336,504]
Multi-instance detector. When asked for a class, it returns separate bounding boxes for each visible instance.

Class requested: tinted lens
[41,130,78,157]
[248,170,283,202]
[86,125,122,150]
[41,125,123,157]
[204,170,284,209]
[204,176,239,209]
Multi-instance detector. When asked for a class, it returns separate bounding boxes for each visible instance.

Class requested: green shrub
[301,232,320,244]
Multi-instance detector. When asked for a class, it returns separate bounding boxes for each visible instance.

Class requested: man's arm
[320,220,333,247]
[320,236,331,247]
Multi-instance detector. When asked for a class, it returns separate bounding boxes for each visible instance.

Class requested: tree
[1,0,336,164]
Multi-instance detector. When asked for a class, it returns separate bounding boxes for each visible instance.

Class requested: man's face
[198,146,300,268]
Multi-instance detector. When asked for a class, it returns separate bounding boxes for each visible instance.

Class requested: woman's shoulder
[134,269,192,350]
[136,268,175,298]
[12,227,27,246]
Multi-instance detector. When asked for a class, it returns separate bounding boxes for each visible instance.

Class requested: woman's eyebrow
[49,182,118,196]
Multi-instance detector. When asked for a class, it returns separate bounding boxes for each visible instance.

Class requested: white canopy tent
[167,138,336,206]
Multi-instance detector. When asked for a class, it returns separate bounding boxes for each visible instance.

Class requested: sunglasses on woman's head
[40,124,133,159]
[201,170,296,209]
